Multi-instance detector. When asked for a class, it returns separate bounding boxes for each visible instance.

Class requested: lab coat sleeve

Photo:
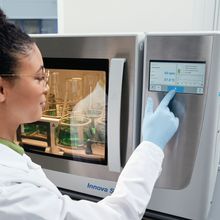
[61,141,164,220]
[0,141,163,220]
[99,141,164,219]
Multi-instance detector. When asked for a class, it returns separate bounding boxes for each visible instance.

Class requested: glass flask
[43,71,64,118]
[57,114,92,148]
[57,77,87,149]
[62,77,83,117]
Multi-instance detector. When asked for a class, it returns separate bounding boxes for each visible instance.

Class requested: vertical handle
[107,58,126,172]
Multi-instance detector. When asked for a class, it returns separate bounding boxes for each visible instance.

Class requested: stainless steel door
[143,34,213,189]
[142,32,220,220]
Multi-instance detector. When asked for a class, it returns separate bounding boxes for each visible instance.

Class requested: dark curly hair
[0,8,35,75]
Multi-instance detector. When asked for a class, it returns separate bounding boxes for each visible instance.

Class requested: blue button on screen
[167,86,184,93]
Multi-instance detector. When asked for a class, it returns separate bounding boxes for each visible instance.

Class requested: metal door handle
[107,58,126,172]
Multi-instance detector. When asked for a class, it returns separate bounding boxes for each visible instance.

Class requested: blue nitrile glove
[142,90,179,150]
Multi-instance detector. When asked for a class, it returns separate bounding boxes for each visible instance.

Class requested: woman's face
[3,43,48,124]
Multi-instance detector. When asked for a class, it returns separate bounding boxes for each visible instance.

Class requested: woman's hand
[142,90,179,150]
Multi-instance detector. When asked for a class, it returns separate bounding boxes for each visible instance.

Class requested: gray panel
[143,35,213,189]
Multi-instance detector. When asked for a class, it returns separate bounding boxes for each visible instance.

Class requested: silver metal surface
[143,35,213,189]
[107,58,126,172]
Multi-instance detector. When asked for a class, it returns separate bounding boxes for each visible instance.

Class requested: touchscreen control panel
[149,61,206,94]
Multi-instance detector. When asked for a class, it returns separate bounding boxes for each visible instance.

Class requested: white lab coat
[0,141,163,220]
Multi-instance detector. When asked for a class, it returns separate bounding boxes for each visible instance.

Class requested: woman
[0,8,179,220]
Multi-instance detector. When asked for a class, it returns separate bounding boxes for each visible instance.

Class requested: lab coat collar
[0,138,24,155]
[0,143,40,172]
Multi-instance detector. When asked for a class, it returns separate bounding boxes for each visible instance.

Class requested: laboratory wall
[58,0,218,33]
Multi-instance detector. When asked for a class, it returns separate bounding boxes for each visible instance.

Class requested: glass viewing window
[17,58,108,165]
